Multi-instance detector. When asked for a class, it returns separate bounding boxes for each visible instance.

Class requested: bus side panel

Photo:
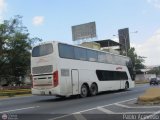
[78,70,121,93]
[78,69,93,93]
[59,68,73,96]
[57,56,73,96]
[57,56,135,96]
[129,79,135,88]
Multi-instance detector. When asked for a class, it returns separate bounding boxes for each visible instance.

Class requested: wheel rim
[81,85,88,97]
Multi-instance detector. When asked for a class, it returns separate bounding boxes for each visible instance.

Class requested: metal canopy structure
[94,39,121,48]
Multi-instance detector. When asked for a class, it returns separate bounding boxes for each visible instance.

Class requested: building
[118,28,130,55]
[135,69,156,81]
[79,39,122,55]
[94,39,121,54]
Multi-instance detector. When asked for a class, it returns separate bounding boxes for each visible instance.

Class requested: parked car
[150,78,159,85]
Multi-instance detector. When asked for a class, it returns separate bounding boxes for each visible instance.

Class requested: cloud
[0,0,6,14]
[133,29,160,66]
[147,0,160,9]
[0,0,7,22]
[32,16,44,26]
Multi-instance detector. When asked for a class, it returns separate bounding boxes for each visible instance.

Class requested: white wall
[135,74,156,80]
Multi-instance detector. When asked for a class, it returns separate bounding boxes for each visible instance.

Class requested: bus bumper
[31,88,60,96]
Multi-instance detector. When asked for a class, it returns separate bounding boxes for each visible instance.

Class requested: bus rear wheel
[90,83,98,96]
[80,84,88,98]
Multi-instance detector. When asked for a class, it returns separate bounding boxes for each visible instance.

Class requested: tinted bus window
[87,50,98,62]
[111,55,116,64]
[96,70,128,81]
[32,43,53,57]
[59,44,74,59]
[98,52,106,63]
[74,47,87,60]
[106,53,113,64]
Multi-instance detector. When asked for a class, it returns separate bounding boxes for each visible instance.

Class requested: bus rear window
[32,43,53,57]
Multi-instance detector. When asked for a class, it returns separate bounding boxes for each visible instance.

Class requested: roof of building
[94,39,121,47]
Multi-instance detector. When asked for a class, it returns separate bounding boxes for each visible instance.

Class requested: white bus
[31,41,135,98]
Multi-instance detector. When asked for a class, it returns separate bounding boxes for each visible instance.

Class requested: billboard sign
[118,28,130,52]
[72,22,97,41]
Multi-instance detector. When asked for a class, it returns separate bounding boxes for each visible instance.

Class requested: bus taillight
[53,70,59,87]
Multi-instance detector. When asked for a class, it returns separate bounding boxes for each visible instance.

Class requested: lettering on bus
[37,58,48,63]
[116,67,123,70]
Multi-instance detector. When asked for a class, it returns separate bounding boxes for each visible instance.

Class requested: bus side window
[96,70,128,81]
[74,47,87,61]
[87,50,98,62]
[98,52,106,63]
[59,44,74,59]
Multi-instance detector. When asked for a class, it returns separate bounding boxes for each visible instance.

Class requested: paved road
[0,84,159,120]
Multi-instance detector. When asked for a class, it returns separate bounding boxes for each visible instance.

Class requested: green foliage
[127,47,145,71]
[0,15,41,85]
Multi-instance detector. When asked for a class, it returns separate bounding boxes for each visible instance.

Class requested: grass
[137,87,160,104]
[0,89,31,97]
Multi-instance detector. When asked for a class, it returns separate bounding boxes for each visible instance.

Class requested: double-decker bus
[31,41,135,98]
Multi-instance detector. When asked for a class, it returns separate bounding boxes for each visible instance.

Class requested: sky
[0,0,160,66]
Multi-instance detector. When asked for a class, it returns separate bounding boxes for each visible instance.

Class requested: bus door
[71,69,79,95]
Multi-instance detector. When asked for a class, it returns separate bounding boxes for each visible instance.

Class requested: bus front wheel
[125,82,129,90]
[80,84,88,98]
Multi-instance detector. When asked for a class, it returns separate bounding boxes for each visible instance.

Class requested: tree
[0,15,41,85]
[127,47,145,72]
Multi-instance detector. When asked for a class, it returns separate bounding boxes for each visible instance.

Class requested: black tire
[80,84,88,98]
[125,82,129,90]
[90,83,98,96]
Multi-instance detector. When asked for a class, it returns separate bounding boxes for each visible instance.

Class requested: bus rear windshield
[32,43,53,57]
